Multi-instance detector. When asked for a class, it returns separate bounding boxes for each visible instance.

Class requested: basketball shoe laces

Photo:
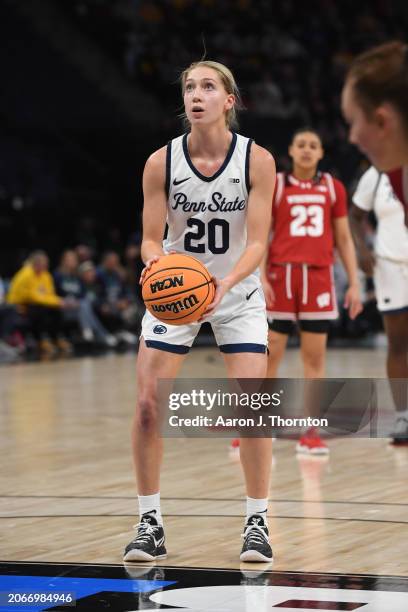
[242,518,268,546]
[132,520,160,546]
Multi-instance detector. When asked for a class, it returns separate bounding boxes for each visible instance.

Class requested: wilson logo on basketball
[142,253,214,325]
[150,275,184,294]
[152,294,199,314]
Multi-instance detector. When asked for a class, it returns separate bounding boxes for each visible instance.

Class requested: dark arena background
[1,1,408,611]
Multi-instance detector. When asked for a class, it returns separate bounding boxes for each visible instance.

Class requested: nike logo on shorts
[173,177,191,186]
[246,288,259,300]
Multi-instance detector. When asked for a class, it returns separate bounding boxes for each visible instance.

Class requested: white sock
[138,492,163,525]
[246,496,268,522]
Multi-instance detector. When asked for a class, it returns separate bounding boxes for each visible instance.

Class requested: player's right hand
[139,252,176,284]
[139,255,162,285]
[198,276,228,321]
[344,284,363,320]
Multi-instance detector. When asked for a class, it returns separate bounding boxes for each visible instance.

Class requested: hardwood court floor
[1,347,407,576]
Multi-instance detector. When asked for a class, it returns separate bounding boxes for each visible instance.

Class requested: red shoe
[296,430,329,455]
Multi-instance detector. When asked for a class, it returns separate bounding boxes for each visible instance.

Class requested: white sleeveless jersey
[353,166,408,262]
[163,132,258,284]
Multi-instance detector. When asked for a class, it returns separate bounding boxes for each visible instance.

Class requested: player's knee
[136,394,159,432]
[303,350,325,372]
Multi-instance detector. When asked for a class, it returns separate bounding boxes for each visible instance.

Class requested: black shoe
[123,511,167,562]
[240,514,273,562]
[390,417,408,445]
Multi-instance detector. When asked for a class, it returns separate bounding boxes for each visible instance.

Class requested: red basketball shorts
[266,263,338,321]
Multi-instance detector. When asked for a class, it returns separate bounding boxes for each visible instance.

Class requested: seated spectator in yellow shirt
[7,250,74,357]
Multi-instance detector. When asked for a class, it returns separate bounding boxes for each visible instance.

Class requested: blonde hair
[180,60,243,130]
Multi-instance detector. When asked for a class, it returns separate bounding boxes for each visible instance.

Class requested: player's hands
[344,284,363,320]
[199,276,228,321]
[139,255,161,285]
[139,251,176,285]
[261,277,275,308]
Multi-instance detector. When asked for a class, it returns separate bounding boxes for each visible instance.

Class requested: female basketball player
[350,167,408,444]
[124,61,276,563]
[263,128,362,454]
[341,41,408,215]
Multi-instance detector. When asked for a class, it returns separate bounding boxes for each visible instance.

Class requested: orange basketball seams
[142,254,215,325]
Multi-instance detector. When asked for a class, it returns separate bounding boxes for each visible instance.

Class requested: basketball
[142,254,215,325]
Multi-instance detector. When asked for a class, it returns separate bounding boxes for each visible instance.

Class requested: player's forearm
[348,214,372,262]
[222,241,266,289]
[336,237,360,287]
[141,239,165,264]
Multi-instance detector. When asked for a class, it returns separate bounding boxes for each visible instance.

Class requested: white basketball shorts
[141,280,268,354]
[374,257,408,313]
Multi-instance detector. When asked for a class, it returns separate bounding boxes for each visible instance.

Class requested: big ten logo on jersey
[287,194,326,237]
[150,275,184,294]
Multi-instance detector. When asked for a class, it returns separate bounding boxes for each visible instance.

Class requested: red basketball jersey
[267,172,348,267]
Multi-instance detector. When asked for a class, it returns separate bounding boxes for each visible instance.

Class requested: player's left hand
[199,277,229,321]
[344,285,363,320]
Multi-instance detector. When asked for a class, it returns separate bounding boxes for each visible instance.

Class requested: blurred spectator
[7,251,74,357]
[54,250,83,301]
[54,250,117,347]
[79,260,101,305]
[124,241,143,299]
[122,242,144,332]
[0,277,19,340]
[97,251,126,301]
[96,251,137,344]
[75,244,95,264]
[0,278,20,362]
[78,260,119,347]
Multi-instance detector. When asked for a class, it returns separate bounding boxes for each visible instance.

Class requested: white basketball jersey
[353,166,408,262]
[164,132,258,284]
